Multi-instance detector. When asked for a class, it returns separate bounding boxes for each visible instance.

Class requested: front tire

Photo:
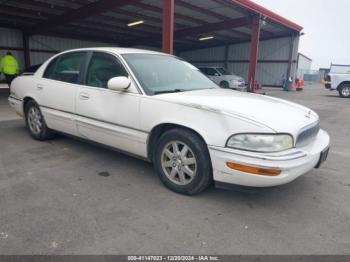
[338,84,350,98]
[25,100,55,140]
[220,81,229,89]
[153,128,212,195]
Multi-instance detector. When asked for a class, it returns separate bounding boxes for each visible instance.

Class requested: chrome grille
[296,122,320,147]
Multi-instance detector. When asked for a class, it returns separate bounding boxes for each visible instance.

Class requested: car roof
[198,66,222,69]
[57,47,166,56]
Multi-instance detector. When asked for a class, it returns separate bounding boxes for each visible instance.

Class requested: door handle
[79,92,90,100]
[37,84,43,90]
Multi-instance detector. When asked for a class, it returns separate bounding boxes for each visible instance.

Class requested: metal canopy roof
[0,0,303,51]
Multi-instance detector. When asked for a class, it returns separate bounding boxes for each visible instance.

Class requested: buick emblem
[305,111,312,119]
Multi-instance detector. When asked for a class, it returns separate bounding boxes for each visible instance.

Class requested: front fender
[140,96,273,147]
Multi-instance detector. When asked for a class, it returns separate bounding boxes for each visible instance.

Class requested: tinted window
[86,52,128,89]
[43,57,59,78]
[198,68,207,74]
[205,68,218,76]
[44,52,86,84]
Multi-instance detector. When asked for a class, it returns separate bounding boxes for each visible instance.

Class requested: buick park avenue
[8,48,330,195]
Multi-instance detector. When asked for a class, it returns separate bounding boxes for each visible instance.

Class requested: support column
[224,45,229,69]
[162,0,174,54]
[247,15,261,92]
[22,32,30,68]
[286,34,295,80]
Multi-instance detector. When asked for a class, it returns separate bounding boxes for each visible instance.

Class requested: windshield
[216,68,232,75]
[122,54,218,95]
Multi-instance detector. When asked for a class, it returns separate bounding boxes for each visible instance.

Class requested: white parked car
[8,48,330,195]
[198,66,246,90]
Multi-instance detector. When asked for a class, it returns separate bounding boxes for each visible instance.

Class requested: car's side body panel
[75,86,147,157]
[36,78,79,136]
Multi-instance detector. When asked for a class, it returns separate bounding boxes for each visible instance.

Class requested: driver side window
[85,52,128,89]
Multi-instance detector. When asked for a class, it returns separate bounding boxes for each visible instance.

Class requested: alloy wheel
[161,141,197,185]
[341,86,350,97]
[27,106,43,135]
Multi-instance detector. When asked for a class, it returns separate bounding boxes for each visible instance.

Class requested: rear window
[43,52,87,84]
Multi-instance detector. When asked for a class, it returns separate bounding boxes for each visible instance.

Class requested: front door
[205,68,221,85]
[75,51,147,157]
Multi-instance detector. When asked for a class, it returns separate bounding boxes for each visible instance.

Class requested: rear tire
[24,100,55,140]
[153,128,212,195]
[338,84,350,98]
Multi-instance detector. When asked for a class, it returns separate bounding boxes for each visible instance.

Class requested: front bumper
[209,129,330,187]
[229,81,246,90]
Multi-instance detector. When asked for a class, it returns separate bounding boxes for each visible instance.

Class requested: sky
[252,0,350,69]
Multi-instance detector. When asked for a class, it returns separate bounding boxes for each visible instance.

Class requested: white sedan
[8,48,330,195]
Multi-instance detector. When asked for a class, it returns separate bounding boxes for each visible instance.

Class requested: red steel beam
[247,15,261,92]
[162,0,175,54]
[228,0,303,32]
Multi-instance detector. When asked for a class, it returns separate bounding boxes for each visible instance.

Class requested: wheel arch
[147,123,208,161]
[23,96,36,112]
[219,80,229,86]
[337,81,350,90]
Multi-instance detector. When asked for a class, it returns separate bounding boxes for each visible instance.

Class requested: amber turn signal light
[226,162,282,176]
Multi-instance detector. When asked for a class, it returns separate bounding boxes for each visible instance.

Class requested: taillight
[325,75,331,82]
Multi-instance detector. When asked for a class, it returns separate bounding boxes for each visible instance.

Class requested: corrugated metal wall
[0,27,116,74]
[0,27,165,74]
[180,36,300,87]
[1,26,300,87]
[30,35,115,65]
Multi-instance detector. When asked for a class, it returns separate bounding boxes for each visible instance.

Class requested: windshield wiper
[153,89,186,95]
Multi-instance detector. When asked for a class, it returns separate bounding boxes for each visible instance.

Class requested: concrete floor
[0,84,349,254]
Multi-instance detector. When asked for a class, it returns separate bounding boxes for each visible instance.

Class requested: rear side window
[43,52,86,84]
[85,52,128,89]
[198,68,207,74]
[43,56,59,79]
[205,68,218,76]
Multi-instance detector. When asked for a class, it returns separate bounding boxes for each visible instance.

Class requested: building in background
[296,53,312,79]
[0,0,303,89]
[180,36,300,87]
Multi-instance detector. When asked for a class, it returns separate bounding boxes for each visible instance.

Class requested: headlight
[226,133,294,152]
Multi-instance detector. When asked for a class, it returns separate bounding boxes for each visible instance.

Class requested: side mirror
[214,73,220,76]
[107,76,131,91]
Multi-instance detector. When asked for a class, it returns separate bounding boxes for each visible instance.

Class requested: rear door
[37,51,88,135]
[75,51,146,157]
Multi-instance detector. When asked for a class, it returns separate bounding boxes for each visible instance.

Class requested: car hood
[156,89,319,135]
[221,75,244,81]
